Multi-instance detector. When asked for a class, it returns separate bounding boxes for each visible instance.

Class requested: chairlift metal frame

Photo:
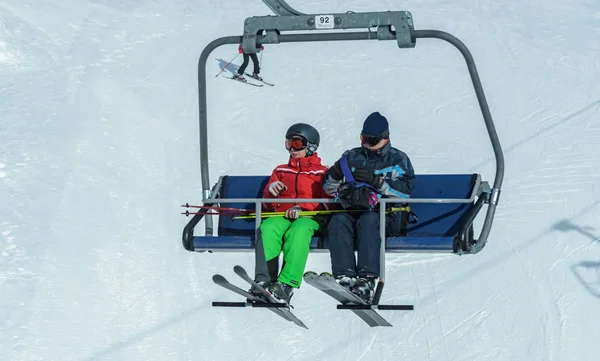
[184,0,505,279]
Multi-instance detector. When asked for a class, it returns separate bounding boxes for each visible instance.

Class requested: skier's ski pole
[182,210,246,216]
[215,53,239,78]
[181,203,253,213]
[232,207,411,219]
[181,203,259,216]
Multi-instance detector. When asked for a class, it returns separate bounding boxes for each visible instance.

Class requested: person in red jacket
[251,123,330,304]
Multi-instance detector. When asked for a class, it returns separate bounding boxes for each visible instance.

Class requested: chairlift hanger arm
[262,0,305,16]
[241,11,415,52]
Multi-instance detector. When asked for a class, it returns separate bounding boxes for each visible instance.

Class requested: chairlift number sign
[315,15,334,29]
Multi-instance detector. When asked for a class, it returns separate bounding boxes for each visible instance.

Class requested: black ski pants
[328,211,382,278]
[238,53,260,75]
[328,211,403,279]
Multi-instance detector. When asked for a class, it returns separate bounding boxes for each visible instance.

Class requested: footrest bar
[336,304,414,310]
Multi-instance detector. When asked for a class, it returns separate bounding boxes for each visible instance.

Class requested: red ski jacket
[263,153,330,212]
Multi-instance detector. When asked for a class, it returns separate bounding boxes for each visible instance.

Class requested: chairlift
[182,0,505,283]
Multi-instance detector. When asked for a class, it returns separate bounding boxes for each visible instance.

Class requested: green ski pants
[260,216,320,288]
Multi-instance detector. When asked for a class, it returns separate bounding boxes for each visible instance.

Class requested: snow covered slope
[1,0,599,360]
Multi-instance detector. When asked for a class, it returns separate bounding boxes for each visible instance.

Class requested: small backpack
[335,157,381,210]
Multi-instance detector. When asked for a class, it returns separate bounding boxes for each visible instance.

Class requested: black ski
[303,272,390,327]
[303,272,412,327]
[212,274,294,324]
[232,265,308,329]
[227,76,264,87]
[244,73,274,86]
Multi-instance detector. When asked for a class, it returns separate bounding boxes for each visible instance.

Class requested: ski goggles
[360,134,384,146]
[285,136,307,151]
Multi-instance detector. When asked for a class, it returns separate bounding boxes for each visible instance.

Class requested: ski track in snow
[2,0,600,360]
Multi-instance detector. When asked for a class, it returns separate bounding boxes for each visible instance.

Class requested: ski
[212,274,295,324]
[303,272,412,327]
[244,73,274,86]
[228,76,264,87]
[232,265,308,329]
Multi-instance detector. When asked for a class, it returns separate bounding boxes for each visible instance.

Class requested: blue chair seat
[190,173,478,253]
[191,235,455,252]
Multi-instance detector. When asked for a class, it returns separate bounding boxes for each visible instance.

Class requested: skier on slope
[250,123,331,303]
[233,43,264,82]
[322,111,416,302]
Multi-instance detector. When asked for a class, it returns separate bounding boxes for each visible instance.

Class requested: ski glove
[328,160,344,180]
[238,45,263,53]
[353,167,383,188]
[267,181,287,197]
[285,205,302,219]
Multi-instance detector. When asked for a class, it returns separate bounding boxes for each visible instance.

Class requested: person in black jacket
[322,111,415,302]
[233,44,264,82]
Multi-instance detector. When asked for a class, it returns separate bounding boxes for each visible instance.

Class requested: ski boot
[266,281,294,304]
[233,73,246,82]
[248,281,271,301]
[352,277,377,304]
[335,275,357,293]
[251,73,263,81]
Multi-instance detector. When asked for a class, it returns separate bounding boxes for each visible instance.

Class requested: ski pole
[215,53,239,78]
[259,48,263,70]
[181,203,258,217]
[181,203,254,213]
[232,207,411,219]
[182,211,247,216]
